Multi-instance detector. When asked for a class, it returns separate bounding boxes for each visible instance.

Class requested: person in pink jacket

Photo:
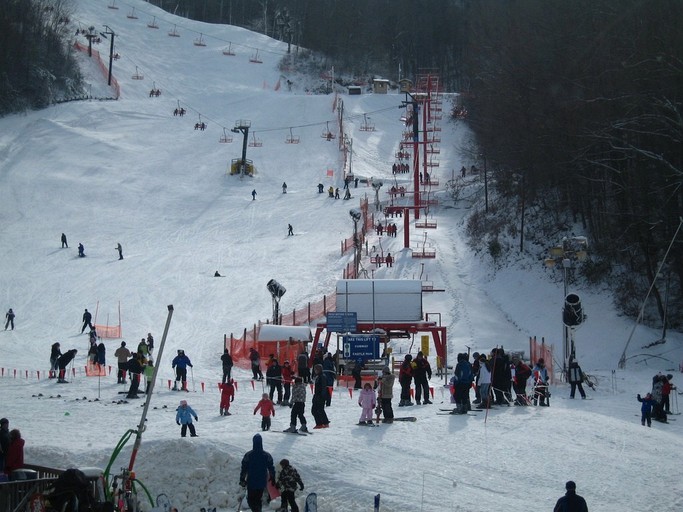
[358,382,377,425]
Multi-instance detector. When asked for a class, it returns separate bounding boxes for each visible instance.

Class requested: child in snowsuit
[219,379,235,416]
[358,382,376,425]
[176,400,198,437]
[254,393,275,431]
[276,459,304,512]
[637,393,657,427]
[285,377,308,433]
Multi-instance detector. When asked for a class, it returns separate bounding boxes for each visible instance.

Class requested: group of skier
[637,373,676,426]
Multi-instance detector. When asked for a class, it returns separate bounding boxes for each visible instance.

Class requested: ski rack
[222,43,235,56]
[249,50,263,64]
[126,8,138,19]
[168,24,180,37]
[359,113,375,132]
[248,133,263,147]
[285,127,300,144]
[147,16,159,29]
[131,66,144,80]
[193,33,207,47]
[219,128,233,143]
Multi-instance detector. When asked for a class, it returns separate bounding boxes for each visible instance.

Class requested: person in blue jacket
[637,392,657,427]
[239,434,275,512]
[171,349,193,391]
[175,400,198,437]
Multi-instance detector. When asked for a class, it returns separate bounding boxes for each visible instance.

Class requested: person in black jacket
[553,481,588,512]
[57,349,78,382]
[81,309,93,334]
[126,353,143,398]
[4,308,15,330]
[311,364,330,428]
[266,359,283,404]
[239,434,276,512]
[221,348,234,384]
[50,342,62,378]
[413,351,433,404]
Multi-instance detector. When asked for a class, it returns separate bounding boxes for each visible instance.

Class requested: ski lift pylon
[285,127,300,144]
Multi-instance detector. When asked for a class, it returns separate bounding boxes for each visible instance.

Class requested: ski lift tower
[267,279,287,325]
[231,120,252,176]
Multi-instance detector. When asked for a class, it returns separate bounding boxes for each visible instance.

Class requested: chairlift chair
[131,66,144,80]
[194,34,207,47]
[222,43,235,56]
[219,128,233,143]
[168,24,180,37]
[249,50,263,64]
[147,16,159,29]
[108,0,119,9]
[285,127,300,144]
[321,121,336,140]
[360,114,375,132]
[248,133,263,147]
[126,8,138,19]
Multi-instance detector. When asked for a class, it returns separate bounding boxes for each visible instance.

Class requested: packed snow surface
[1,1,682,511]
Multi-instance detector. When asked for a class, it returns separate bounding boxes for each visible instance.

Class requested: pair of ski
[277,428,312,436]
[438,407,481,416]
[236,491,317,511]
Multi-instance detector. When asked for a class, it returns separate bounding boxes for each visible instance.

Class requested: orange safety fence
[85,362,109,377]
[94,324,122,339]
[73,41,121,99]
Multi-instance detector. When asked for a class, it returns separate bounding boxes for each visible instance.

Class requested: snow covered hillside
[0,1,682,511]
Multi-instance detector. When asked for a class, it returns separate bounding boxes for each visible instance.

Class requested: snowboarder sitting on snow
[175,400,198,437]
[218,379,235,416]
[276,459,304,512]
[171,349,193,391]
[637,392,657,427]
[254,393,275,431]
[358,382,377,425]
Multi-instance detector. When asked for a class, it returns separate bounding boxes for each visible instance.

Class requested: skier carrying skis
[239,434,276,512]
[254,393,276,431]
[276,459,304,512]
[358,382,376,425]
[171,349,193,391]
[175,400,198,437]
[218,379,235,416]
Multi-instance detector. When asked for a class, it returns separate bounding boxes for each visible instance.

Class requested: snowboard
[266,477,280,500]
[437,411,479,416]
[305,492,317,512]
[389,416,417,422]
